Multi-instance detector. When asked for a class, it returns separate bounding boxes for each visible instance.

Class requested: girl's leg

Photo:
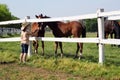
[23,53,27,63]
[20,53,23,62]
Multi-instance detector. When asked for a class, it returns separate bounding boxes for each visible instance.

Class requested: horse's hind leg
[74,43,79,58]
[79,43,83,59]
[59,42,63,58]
[41,41,44,56]
[75,43,83,59]
[54,42,58,57]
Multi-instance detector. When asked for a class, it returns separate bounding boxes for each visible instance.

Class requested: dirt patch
[0,63,81,80]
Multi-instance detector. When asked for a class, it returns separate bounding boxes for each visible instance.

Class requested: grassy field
[0,32,120,80]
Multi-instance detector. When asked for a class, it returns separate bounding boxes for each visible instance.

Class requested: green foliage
[85,19,98,32]
[0,4,11,21]
[0,3,19,21]
[0,3,20,28]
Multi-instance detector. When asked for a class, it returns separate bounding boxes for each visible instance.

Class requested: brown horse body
[39,14,86,59]
[104,20,115,39]
[97,20,120,47]
[31,16,45,55]
[104,20,120,39]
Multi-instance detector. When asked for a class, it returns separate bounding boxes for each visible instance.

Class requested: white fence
[0,9,120,64]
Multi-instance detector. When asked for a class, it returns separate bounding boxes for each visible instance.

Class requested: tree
[0,4,20,28]
[0,4,12,21]
[85,19,98,32]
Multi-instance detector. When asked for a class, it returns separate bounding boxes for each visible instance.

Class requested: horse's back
[104,20,114,33]
[70,21,85,32]
[69,21,85,37]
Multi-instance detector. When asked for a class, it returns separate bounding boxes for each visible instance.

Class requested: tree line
[0,3,20,28]
[84,19,98,32]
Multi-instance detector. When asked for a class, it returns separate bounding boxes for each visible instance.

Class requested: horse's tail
[113,21,120,39]
[82,25,86,38]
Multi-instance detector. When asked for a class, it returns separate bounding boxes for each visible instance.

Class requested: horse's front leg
[33,40,38,54]
[75,43,79,58]
[59,42,63,58]
[55,42,58,57]
[41,41,44,56]
[105,33,109,39]
[110,33,115,47]
[35,40,39,54]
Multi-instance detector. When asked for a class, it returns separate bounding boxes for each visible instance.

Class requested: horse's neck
[48,22,58,30]
[113,21,119,27]
[41,26,45,30]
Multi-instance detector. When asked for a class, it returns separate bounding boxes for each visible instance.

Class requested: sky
[0,0,120,19]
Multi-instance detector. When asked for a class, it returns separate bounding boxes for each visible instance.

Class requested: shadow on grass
[0,61,15,65]
[32,52,120,66]
[39,52,98,62]
[105,59,120,66]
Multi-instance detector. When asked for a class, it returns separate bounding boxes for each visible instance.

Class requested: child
[20,22,32,63]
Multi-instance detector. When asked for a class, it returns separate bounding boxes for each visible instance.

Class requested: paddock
[0,9,120,64]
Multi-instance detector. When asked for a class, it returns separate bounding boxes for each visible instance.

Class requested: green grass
[0,32,120,80]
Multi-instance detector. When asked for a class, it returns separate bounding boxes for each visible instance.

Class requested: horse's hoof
[41,53,44,56]
[78,57,82,60]
[54,54,58,58]
[78,56,84,60]
[61,53,63,58]
[73,55,78,59]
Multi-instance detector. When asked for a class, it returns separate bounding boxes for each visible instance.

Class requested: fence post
[28,41,32,57]
[97,9,105,64]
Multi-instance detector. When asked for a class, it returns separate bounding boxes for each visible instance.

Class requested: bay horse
[104,20,120,39]
[38,14,86,59]
[97,19,120,46]
[31,15,45,55]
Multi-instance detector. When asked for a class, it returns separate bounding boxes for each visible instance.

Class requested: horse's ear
[35,15,38,18]
[39,14,43,17]
[44,15,47,18]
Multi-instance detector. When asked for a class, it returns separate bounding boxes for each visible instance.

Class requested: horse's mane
[113,20,120,27]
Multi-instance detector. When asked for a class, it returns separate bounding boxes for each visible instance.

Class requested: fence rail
[0,37,99,43]
[0,9,120,64]
[1,37,120,45]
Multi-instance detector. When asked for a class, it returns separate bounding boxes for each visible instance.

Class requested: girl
[20,22,32,63]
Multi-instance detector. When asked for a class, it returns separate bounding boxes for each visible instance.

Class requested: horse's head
[35,14,45,27]
[32,14,45,32]
[113,21,120,39]
[35,14,51,29]
[31,22,40,33]
[36,14,50,19]
[35,14,43,19]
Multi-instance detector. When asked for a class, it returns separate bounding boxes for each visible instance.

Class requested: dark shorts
[21,44,29,53]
